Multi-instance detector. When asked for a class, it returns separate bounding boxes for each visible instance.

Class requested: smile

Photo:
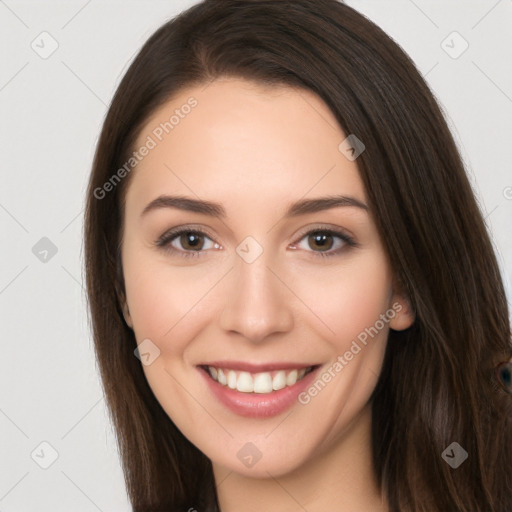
[202,365,316,394]
[197,361,322,418]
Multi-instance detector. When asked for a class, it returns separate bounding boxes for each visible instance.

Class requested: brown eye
[307,232,334,252]
[292,228,356,259]
[156,228,218,259]
[179,232,205,251]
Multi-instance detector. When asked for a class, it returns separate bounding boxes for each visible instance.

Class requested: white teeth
[217,368,227,386]
[227,370,237,389]
[272,370,287,391]
[286,369,298,386]
[206,365,313,394]
[253,373,273,393]
[236,372,254,393]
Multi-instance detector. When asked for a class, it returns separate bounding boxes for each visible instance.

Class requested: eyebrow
[140,194,369,218]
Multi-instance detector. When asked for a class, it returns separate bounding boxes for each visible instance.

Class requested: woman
[83,0,512,510]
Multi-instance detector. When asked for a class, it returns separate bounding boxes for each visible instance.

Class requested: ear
[121,301,134,329]
[115,260,133,329]
[388,283,415,331]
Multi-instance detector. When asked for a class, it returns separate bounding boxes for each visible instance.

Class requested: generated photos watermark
[298,301,403,405]
[94,97,198,200]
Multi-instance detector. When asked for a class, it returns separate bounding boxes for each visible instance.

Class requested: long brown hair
[83,1,512,510]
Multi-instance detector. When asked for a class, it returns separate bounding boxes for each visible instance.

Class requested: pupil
[499,366,511,388]
[310,232,332,251]
[183,232,202,250]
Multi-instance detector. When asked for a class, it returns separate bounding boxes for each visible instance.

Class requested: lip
[197,363,322,418]
[197,360,316,373]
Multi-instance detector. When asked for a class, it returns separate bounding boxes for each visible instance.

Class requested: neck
[213,402,389,512]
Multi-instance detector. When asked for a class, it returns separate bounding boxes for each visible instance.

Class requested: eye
[155,228,220,259]
[291,228,356,258]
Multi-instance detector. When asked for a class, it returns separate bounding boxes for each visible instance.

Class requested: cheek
[294,254,392,345]
[122,249,223,352]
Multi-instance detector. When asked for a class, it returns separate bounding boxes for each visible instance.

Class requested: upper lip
[197,360,320,373]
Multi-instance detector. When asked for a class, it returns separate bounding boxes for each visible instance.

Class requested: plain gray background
[1,1,511,510]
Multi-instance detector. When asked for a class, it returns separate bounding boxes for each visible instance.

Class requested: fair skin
[120,78,414,511]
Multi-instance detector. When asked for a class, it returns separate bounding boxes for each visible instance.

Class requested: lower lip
[198,366,321,418]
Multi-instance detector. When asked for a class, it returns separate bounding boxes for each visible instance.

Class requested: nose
[218,253,294,344]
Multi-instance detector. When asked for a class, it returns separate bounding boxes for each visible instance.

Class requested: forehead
[125,78,366,216]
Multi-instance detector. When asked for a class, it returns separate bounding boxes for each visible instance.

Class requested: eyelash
[154,225,357,260]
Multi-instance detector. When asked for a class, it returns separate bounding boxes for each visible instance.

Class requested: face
[120,78,414,478]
